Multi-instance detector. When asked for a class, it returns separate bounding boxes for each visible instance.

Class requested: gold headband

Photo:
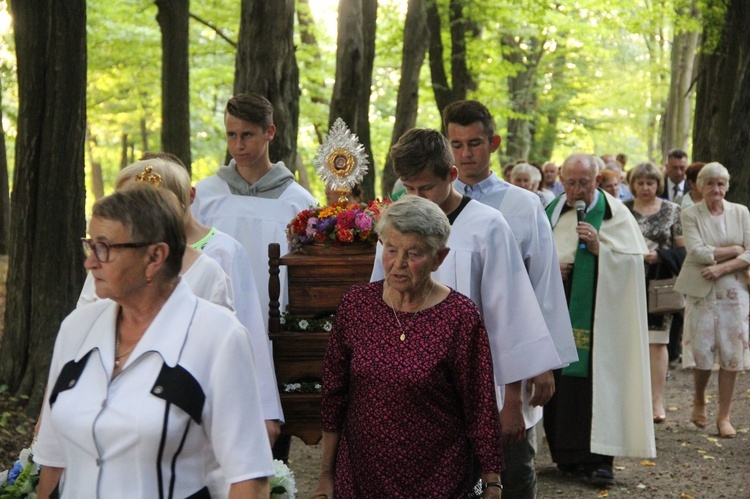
[134,165,162,187]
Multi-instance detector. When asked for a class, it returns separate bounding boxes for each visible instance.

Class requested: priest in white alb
[544,152,655,486]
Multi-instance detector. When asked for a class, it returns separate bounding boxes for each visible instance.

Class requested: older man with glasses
[544,153,656,486]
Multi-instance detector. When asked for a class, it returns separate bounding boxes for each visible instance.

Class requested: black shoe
[588,466,615,486]
[557,464,581,476]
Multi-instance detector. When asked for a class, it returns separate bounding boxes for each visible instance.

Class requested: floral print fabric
[683,272,750,370]
[626,199,683,336]
[626,199,682,251]
[321,281,503,498]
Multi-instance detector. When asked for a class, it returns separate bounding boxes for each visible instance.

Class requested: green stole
[546,192,606,377]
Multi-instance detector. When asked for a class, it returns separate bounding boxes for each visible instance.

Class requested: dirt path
[289,367,750,498]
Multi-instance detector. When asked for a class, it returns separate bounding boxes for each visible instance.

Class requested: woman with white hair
[312,195,503,498]
[511,162,554,206]
[674,162,750,438]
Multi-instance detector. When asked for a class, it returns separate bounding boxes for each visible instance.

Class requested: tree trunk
[692,0,743,167]
[0,78,10,255]
[426,0,473,117]
[329,0,364,132]
[381,0,429,197]
[426,0,452,113]
[121,132,129,169]
[328,0,377,201]
[87,127,105,200]
[0,0,87,414]
[661,4,700,159]
[503,36,541,162]
[297,0,329,142]
[234,0,300,174]
[721,0,750,205]
[156,0,192,174]
[448,0,473,99]
[529,53,568,162]
[642,30,667,163]
[357,0,377,201]
[141,116,150,154]
[294,154,311,192]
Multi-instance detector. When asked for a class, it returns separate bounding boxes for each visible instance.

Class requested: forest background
[0,0,748,414]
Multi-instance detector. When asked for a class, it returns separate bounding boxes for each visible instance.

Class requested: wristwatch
[482,481,503,491]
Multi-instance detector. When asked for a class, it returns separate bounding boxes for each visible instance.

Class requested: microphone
[575,200,586,249]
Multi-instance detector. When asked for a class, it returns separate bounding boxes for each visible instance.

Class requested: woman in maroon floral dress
[312,195,503,499]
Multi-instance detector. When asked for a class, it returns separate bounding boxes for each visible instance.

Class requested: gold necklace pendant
[387,281,436,343]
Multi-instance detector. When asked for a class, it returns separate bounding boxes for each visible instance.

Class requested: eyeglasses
[562,178,594,189]
[81,238,153,263]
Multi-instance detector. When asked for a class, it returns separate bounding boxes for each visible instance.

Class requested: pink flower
[306,217,318,238]
[355,212,373,232]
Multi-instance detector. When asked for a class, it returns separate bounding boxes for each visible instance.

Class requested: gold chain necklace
[114,310,136,369]
[114,334,136,368]
[387,280,436,341]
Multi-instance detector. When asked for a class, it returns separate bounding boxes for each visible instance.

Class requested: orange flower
[337,228,354,243]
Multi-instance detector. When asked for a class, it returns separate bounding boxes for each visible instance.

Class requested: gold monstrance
[314,118,369,204]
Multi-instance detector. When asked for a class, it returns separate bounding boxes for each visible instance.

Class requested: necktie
[673,184,680,200]
[464,184,474,198]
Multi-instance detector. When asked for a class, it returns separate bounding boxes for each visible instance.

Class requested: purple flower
[8,461,22,484]
[317,217,337,234]
[355,212,373,232]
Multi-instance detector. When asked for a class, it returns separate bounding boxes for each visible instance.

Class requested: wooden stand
[268,243,375,444]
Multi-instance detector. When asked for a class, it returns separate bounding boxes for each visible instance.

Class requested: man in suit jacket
[661,148,690,201]
[659,148,690,364]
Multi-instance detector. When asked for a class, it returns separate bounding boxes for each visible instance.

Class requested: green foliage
[453,0,686,165]
[87,0,239,197]
[0,0,17,183]
[0,0,718,202]
[696,0,729,54]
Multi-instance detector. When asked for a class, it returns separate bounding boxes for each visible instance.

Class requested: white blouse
[35,280,273,498]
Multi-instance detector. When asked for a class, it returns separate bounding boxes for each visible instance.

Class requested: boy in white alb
[192,93,315,459]
[443,101,577,498]
[192,93,315,333]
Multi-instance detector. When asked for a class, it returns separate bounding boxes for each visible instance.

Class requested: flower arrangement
[286,200,389,251]
[270,459,297,499]
[280,312,334,332]
[0,448,40,498]
[280,381,322,394]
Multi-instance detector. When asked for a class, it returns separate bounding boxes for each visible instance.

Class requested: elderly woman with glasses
[34,187,273,498]
[312,195,503,499]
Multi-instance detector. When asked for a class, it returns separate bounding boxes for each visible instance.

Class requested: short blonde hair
[116,158,192,215]
[696,162,730,190]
